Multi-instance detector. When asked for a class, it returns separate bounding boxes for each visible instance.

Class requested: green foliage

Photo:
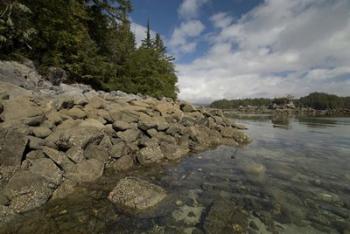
[0,0,178,99]
[210,93,350,110]
[210,98,272,109]
[0,1,36,56]
[298,92,349,110]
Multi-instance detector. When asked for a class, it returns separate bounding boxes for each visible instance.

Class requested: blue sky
[131,0,262,63]
[130,0,350,103]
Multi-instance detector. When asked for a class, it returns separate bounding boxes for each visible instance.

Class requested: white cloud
[178,0,209,19]
[210,12,233,28]
[177,0,350,103]
[169,20,205,54]
[130,21,156,47]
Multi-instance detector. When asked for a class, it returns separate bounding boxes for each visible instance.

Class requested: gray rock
[84,144,109,162]
[4,171,53,213]
[68,159,104,183]
[203,201,248,234]
[0,127,28,167]
[26,150,45,161]
[138,115,169,131]
[66,146,85,163]
[31,126,52,138]
[137,145,164,165]
[0,193,10,206]
[110,110,140,123]
[111,155,134,172]
[27,136,47,150]
[117,128,140,143]
[1,96,44,123]
[29,158,63,185]
[46,120,104,149]
[221,127,250,144]
[0,101,3,115]
[0,61,42,90]
[48,67,67,86]
[0,91,10,100]
[108,177,166,210]
[99,135,113,152]
[112,120,132,131]
[24,114,46,126]
[160,142,189,160]
[51,179,77,200]
[0,205,15,224]
[42,147,65,165]
[180,102,196,112]
[64,107,87,120]
[110,141,127,159]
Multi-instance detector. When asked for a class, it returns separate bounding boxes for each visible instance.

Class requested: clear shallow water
[1,116,350,234]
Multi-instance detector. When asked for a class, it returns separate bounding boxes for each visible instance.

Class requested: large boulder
[84,144,109,163]
[180,102,196,112]
[112,120,133,131]
[221,127,250,144]
[29,158,63,185]
[51,179,77,200]
[46,119,104,149]
[111,155,134,172]
[48,67,67,86]
[0,61,42,90]
[116,128,140,143]
[31,126,52,138]
[203,201,248,234]
[137,145,164,165]
[138,114,169,131]
[63,107,87,120]
[110,141,128,159]
[108,177,166,210]
[67,159,104,183]
[0,127,28,167]
[160,142,189,160]
[109,109,140,123]
[4,171,53,213]
[1,96,44,124]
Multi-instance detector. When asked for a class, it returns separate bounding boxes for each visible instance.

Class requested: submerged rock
[203,201,248,234]
[4,171,54,213]
[137,145,164,165]
[172,205,204,225]
[108,177,167,210]
[67,159,104,183]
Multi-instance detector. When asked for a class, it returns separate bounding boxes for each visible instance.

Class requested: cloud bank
[177,0,350,103]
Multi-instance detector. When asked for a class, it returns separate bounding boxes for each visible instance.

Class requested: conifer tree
[141,18,152,49]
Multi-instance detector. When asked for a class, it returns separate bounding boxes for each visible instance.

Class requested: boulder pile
[0,61,249,221]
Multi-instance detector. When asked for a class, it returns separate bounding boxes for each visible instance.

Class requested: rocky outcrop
[0,60,249,221]
[108,177,167,210]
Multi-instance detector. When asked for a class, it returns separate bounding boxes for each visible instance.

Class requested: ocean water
[1,115,349,234]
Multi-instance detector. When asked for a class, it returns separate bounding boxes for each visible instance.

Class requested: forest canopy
[210,93,350,110]
[0,0,178,99]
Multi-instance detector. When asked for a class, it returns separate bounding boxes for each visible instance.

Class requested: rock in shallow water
[108,177,166,210]
[4,171,54,213]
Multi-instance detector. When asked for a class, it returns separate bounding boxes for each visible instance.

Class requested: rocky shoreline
[0,61,249,223]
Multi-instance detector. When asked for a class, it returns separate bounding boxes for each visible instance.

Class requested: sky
[130,0,350,104]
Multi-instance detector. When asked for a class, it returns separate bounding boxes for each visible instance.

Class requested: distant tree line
[0,0,178,99]
[210,92,350,110]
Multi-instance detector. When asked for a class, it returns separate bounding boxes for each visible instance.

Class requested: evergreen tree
[154,33,166,54]
[141,19,152,49]
[0,0,36,57]
[0,0,178,99]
